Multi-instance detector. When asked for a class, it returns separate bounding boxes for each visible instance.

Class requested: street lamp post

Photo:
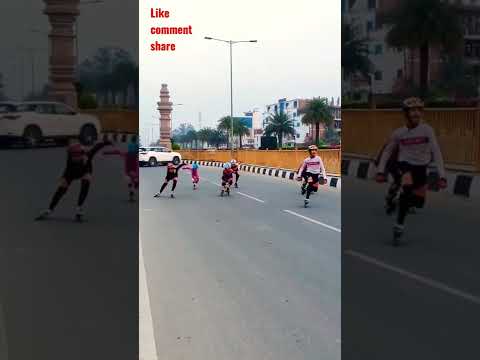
[204,36,257,157]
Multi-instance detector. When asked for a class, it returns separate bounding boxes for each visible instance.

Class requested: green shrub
[78,94,98,109]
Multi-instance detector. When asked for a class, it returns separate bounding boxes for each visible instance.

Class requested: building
[263,98,310,147]
[262,97,341,148]
[343,0,407,100]
[344,0,480,100]
[304,97,342,144]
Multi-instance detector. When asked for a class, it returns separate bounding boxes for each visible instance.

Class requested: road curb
[342,157,479,199]
[184,160,341,189]
[101,132,137,143]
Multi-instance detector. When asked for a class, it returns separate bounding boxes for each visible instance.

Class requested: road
[0,145,138,360]
[342,176,480,359]
[140,164,341,360]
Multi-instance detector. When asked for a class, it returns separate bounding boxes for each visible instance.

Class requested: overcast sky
[139,0,340,145]
[0,0,138,100]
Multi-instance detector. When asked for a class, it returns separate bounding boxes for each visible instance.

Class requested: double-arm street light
[204,36,257,156]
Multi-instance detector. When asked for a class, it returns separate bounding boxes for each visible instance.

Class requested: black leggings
[304,173,320,199]
[396,163,427,225]
[160,179,177,193]
[49,178,90,211]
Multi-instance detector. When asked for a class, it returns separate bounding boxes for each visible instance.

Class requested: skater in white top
[376,97,447,245]
[297,145,327,207]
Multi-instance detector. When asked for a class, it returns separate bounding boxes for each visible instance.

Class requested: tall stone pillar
[157,84,173,149]
[44,0,79,109]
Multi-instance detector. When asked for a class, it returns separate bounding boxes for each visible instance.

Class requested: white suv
[0,101,101,147]
[139,146,182,167]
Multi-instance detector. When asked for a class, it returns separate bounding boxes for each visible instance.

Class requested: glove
[375,173,387,183]
[320,177,328,185]
[438,177,448,189]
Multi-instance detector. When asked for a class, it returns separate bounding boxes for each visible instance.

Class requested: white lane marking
[204,179,221,187]
[283,210,341,233]
[0,302,8,360]
[236,191,265,203]
[139,235,159,360]
[345,250,480,306]
[204,179,266,203]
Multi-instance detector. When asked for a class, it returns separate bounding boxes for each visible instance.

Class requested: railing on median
[179,149,341,175]
[342,108,480,172]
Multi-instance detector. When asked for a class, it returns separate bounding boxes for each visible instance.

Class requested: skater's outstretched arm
[103,148,125,157]
[87,140,113,160]
[176,162,187,170]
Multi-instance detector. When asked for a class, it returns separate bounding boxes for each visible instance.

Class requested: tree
[233,120,250,149]
[217,116,251,148]
[77,47,136,107]
[384,0,463,97]
[208,129,227,148]
[217,116,233,147]
[342,22,372,80]
[172,123,195,148]
[111,60,137,106]
[301,98,333,145]
[185,129,197,149]
[197,128,212,149]
[431,56,478,100]
[264,112,295,148]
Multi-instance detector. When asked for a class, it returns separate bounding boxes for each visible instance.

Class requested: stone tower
[44,0,79,109]
[157,84,173,149]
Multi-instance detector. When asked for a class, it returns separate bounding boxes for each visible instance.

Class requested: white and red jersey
[378,122,445,177]
[298,155,326,178]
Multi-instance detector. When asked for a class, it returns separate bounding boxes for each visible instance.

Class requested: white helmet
[230,159,237,164]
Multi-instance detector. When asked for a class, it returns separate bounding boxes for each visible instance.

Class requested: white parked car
[139,146,182,167]
[0,101,101,147]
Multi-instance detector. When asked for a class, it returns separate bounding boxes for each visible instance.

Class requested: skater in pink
[103,136,139,202]
[182,162,201,189]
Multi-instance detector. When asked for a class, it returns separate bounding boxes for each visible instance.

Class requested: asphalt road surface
[140,164,341,360]
[0,145,138,360]
[342,176,480,359]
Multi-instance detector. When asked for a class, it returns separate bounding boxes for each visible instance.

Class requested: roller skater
[297,145,327,207]
[376,97,447,246]
[154,161,186,198]
[182,162,201,190]
[35,138,112,222]
[103,135,139,202]
[220,162,234,197]
[230,159,240,188]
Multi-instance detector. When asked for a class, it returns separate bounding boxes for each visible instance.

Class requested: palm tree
[384,0,462,97]
[233,120,250,149]
[217,116,250,148]
[197,128,211,149]
[217,116,233,146]
[207,129,227,149]
[264,112,295,148]
[301,98,333,145]
[185,129,197,149]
